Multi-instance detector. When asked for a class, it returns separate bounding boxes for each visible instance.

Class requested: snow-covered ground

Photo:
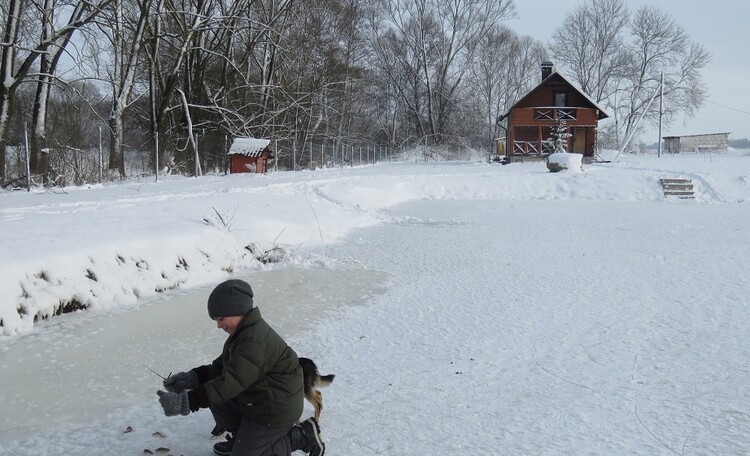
[1,151,749,455]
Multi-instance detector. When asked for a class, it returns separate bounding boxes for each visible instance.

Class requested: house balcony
[533,107,577,121]
[509,107,600,126]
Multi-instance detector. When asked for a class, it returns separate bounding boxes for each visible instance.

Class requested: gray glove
[157,390,190,416]
[163,371,199,393]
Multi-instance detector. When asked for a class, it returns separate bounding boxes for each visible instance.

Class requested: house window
[554,92,567,107]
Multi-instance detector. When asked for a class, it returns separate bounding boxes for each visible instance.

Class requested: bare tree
[550,1,710,148]
[4,0,669,183]
[0,0,111,181]
[105,0,153,177]
[30,0,97,182]
[550,0,630,103]
[46,82,106,185]
[372,0,515,146]
[143,0,220,174]
[616,6,710,147]
[158,0,300,171]
[470,26,545,156]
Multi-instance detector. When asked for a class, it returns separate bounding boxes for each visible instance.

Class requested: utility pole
[154,131,159,182]
[99,126,103,183]
[194,131,200,177]
[24,123,31,191]
[658,72,664,158]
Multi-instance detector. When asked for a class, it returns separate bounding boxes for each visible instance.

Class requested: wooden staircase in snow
[660,178,695,199]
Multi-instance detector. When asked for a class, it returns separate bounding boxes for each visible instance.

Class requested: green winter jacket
[188,307,304,427]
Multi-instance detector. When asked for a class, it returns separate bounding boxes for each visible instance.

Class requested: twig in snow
[203,206,237,232]
[304,194,326,255]
[531,343,592,391]
[631,354,681,455]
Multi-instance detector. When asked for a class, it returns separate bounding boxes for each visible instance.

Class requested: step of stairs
[660,178,694,199]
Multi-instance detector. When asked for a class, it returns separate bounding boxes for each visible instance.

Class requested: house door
[572,128,587,154]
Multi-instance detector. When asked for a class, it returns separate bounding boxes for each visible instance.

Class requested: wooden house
[497,62,609,160]
[228,137,273,174]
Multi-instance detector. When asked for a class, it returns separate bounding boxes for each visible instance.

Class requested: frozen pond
[0,265,388,442]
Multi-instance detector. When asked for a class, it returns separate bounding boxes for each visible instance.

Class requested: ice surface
[0,266,387,443]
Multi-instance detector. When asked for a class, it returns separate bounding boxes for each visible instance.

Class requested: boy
[156,279,325,456]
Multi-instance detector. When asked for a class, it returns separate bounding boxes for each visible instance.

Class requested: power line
[706,100,750,116]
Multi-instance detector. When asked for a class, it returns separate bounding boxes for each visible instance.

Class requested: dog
[298,357,335,421]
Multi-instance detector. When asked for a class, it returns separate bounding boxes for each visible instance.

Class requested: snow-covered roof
[500,71,609,121]
[228,137,271,157]
[662,132,731,139]
[552,71,609,119]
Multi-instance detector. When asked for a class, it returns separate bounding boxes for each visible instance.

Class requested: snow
[1,151,749,455]
[547,152,583,172]
[228,137,271,157]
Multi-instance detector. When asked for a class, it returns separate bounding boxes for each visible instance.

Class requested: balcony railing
[533,107,577,121]
[513,140,560,156]
[513,141,541,156]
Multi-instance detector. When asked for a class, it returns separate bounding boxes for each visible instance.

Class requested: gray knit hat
[207,279,254,319]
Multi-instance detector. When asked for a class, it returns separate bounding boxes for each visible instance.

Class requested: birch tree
[30,0,96,181]
[104,0,153,177]
[0,0,111,181]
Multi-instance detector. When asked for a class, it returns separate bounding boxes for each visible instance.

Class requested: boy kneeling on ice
[156,279,325,456]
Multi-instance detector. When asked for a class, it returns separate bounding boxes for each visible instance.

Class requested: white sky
[510,0,750,141]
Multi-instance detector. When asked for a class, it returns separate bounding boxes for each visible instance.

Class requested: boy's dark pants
[211,400,293,456]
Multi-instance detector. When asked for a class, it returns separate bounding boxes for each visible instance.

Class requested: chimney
[541,61,553,81]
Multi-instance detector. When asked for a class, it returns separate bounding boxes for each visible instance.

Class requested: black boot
[299,417,325,456]
[289,425,307,451]
[213,433,235,456]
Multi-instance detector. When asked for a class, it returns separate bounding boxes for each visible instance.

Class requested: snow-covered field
[1,151,749,455]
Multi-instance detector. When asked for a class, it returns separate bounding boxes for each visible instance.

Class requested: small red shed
[498,62,609,160]
[228,137,273,174]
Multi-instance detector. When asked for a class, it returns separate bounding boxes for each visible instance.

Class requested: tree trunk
[30,0,55,181]
[0,0,24,181]
[0,91,11,181]
[109,111,126,177]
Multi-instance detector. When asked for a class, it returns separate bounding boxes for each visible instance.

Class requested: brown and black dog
[298,357,335,421]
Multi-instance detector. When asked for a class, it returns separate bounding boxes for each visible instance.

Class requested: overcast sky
[510,0,750,142]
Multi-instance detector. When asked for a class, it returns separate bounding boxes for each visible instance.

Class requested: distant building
[662,133,730,153]
[228,137,273,174]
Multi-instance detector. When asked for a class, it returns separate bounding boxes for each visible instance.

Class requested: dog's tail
[316,374,335,388]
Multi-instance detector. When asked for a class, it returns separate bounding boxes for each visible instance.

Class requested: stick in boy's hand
[143,364,171,381]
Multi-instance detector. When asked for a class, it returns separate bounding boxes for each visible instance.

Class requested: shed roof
[228,137,271,157]
[662,132,730,139]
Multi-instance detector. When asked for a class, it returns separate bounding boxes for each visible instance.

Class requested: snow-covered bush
[545,119,582,172]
